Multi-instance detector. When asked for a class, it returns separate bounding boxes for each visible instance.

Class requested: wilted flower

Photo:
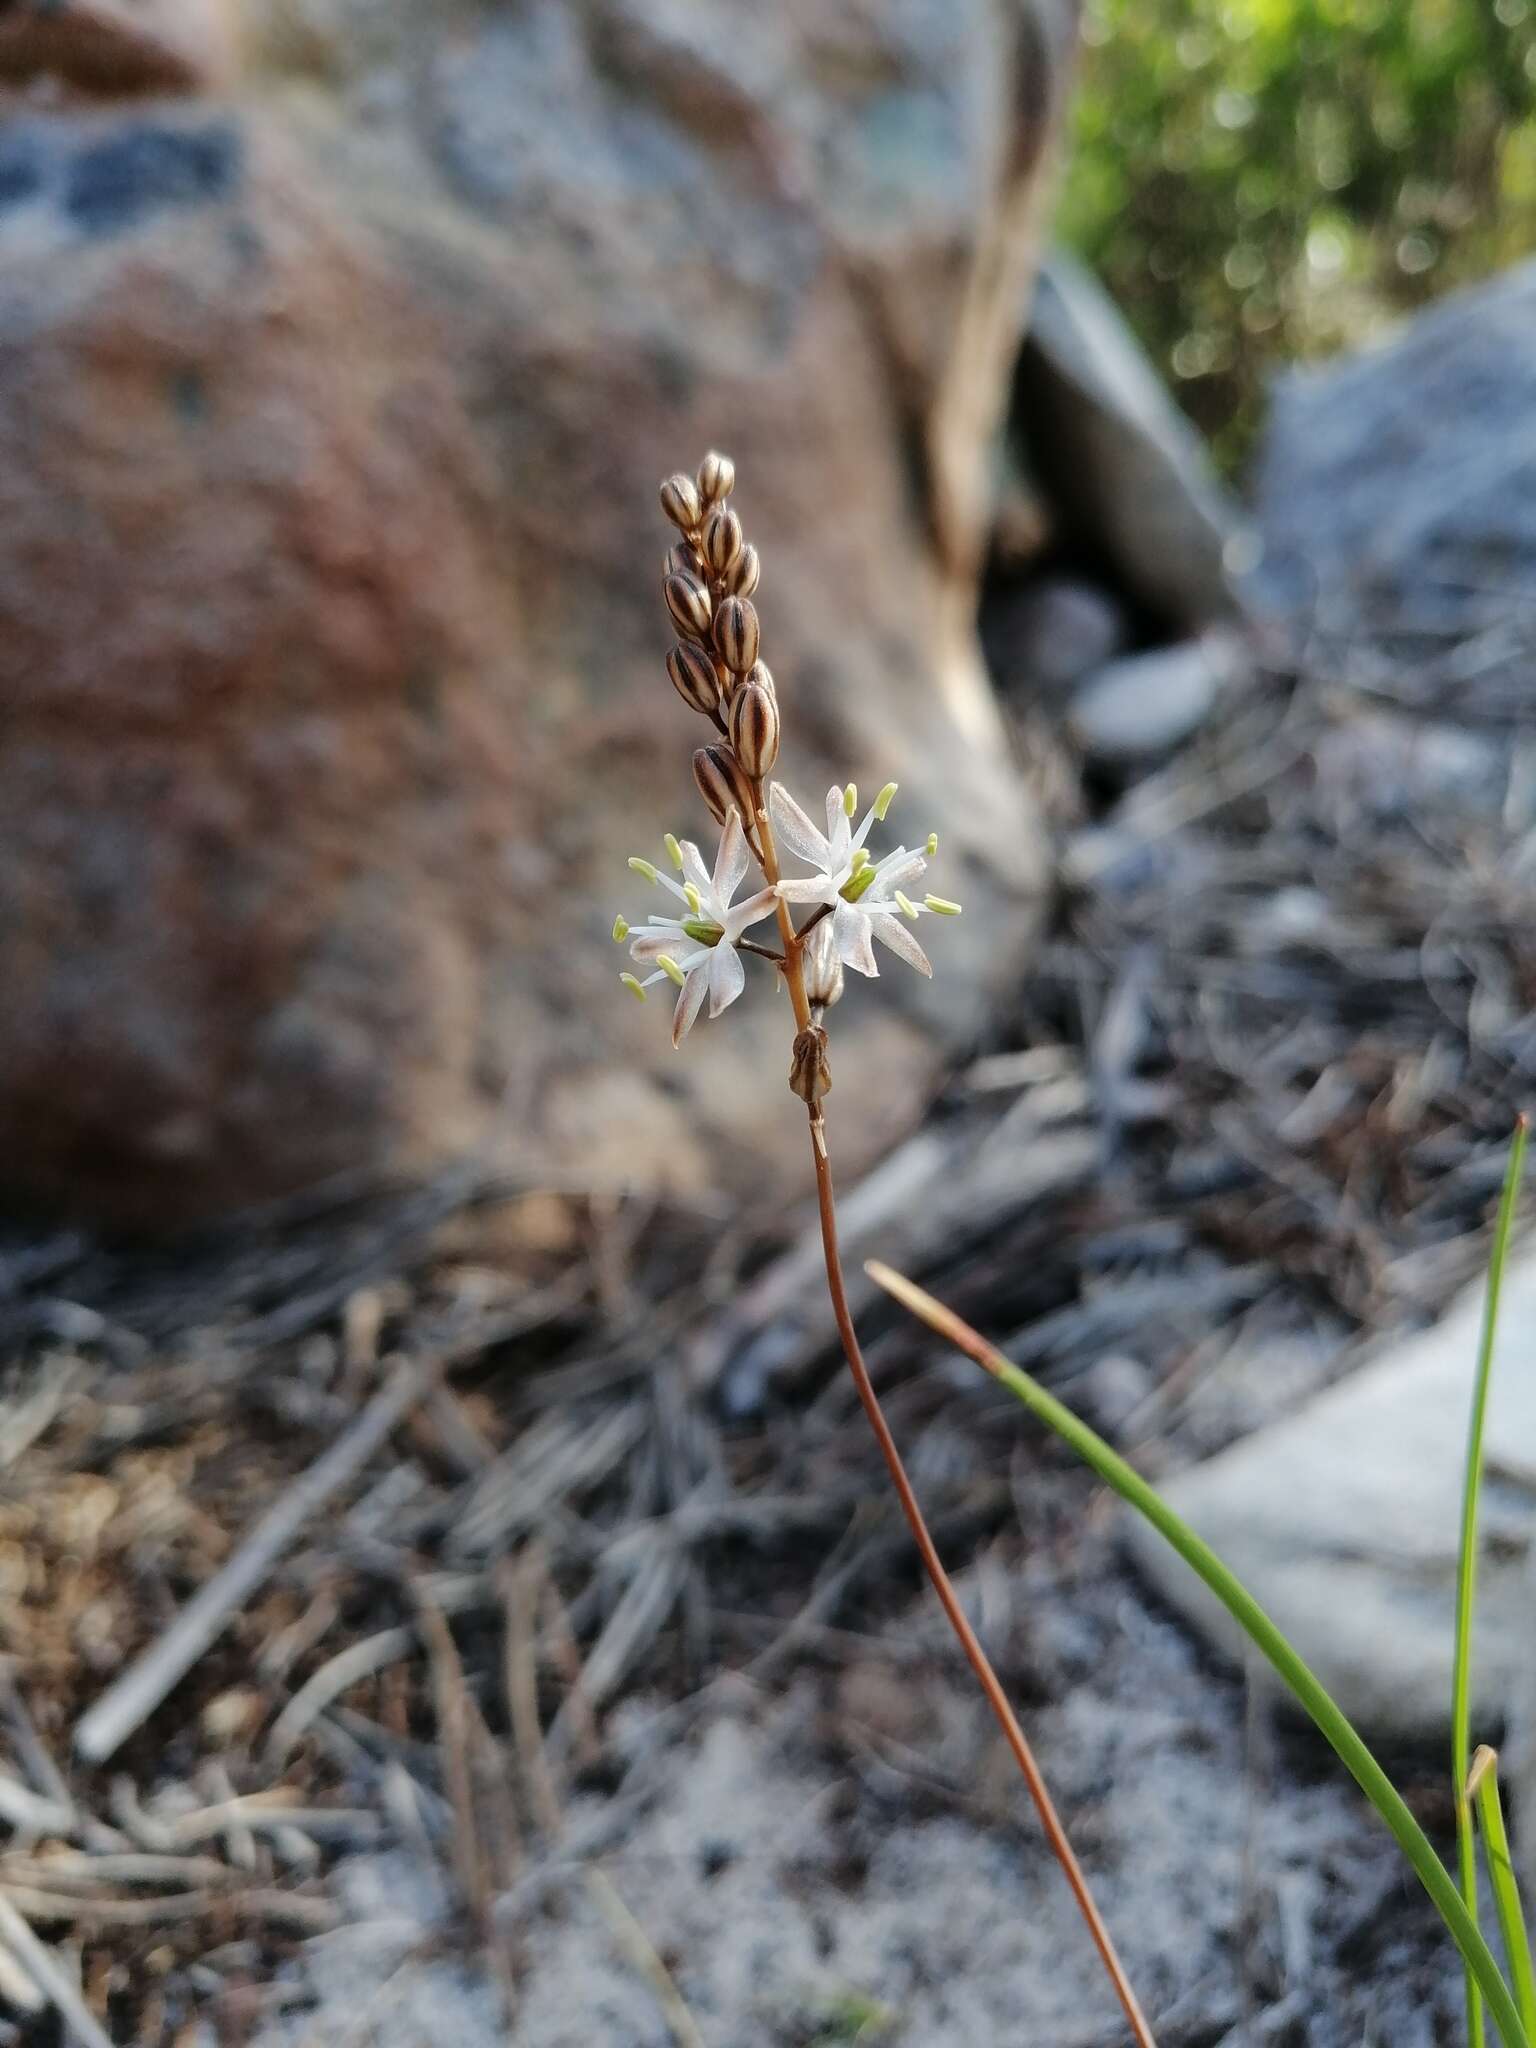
[618,811,778,1046]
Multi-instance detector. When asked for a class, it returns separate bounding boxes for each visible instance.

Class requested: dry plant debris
[0,612,1532,2039]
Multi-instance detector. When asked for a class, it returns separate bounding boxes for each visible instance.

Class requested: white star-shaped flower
[771,781,950,978]
[617,810,778,1046]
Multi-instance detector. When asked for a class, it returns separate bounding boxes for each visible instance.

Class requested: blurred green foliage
[1058,0,1536,474]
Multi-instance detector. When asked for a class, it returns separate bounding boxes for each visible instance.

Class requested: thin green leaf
[1471,1748,1536,2042]
[1454,1116,1527,2048]
[867,1260,1531,2048]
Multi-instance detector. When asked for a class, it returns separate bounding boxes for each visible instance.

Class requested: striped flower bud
[665,539,705,581]
[697,450,735,506]
[728,673,779,776]
[659,472,702,532]
[693,744,758,831]
[725,543,760,597]
[666,640,721,717]
[703,507,743,577]
[744,658,775,703]
[664,570,712,641]
[712,595,760,675]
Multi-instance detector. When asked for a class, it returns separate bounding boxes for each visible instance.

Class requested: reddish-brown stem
[750,779,813,1035]
[806,1104,1158,2048]
[742,770,1151,2041]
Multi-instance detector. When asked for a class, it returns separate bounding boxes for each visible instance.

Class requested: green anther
[620,973,647,1001]
[612,915,630,942]
[924,894,962,916]
[849,846,872,874]
[894,890,919,920]
[628,857,659,883]
[664,833,684,870]
[841,865,878,903]
[683,881,703,915]
[925,832,938,857]
[843,783,857,818]
[681,916,723,945]
[657,953,687,986]
[873,781,898,821]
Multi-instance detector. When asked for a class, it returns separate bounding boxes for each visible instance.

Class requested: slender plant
[616,454,1156,2047]
[1455,1115,1529,2048]
[1470,1746,1536,2042]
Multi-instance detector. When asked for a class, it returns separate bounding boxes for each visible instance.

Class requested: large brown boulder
[0,0,1075,1232]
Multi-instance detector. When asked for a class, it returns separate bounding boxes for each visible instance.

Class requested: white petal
[671,966,709,1047]
[628,922,687,962]
[708,938,746,1016]
[678,839,713,898]
[776,876,835,905]
[769,783,831,866]
[824,788,855,874]
[868,910,932,977]
[867,848,927,901]
[723,885,779,940]
[712,809,750,910]
[833,899,879,978]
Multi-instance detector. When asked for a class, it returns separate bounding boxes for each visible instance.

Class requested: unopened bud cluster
[659,452,780,807]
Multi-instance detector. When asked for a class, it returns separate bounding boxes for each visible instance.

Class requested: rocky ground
[5,5,1536,2033]
[5,481,1536,2037]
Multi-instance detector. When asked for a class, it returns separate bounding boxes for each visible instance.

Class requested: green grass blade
[1454,1116,1528,2048]
[1471,1748,1536,2041]
[867,1260,1531,2048]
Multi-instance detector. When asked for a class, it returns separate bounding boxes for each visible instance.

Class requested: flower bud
[745,658,775,703]
[664,570,712,641]
[713,595,760,675]
[697,450,735,506]
[666,640,721,717]
[665,539,705,582]
[728,674,780,776]
[802,918,844,1012]
[693,744,758,831]
[703,507,743,577]
[659,472,702,532]
[789,1025,832,1105]
[725,544,760,597]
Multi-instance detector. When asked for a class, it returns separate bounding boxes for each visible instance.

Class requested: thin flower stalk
[617,454,1156,2048]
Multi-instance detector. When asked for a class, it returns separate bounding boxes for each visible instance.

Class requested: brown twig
[0,1893,117,2048]
[74,1355,437,1765]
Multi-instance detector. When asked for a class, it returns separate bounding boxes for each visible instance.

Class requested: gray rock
[1122,1244,1536,1737]
[1251,258,1536,712]
[0,0,1073,1231]
[983,574,1129,701]
[1014,249,1247,631]
[1068,633,1243,769]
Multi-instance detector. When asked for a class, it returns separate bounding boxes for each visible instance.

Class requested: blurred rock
[0,1,1076,1231]
[983,574,1128,703]
[0,0,234,95]
[1123,1245,1536,1737]
[1067,632,1245,771]
[1251,259,1536,713]
[987,445,1055,573]
[1077,1352,1153,1436]
[1014,249,1247,633]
